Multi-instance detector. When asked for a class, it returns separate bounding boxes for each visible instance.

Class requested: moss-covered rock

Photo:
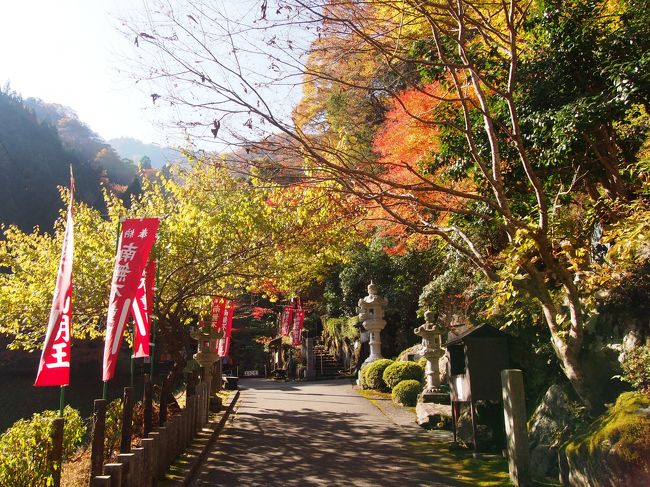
[392,379,423,406]
[560,392,650,487]
[363,359,394,390]
[382,361,424,390]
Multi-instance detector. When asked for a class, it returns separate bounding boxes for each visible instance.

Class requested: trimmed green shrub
[392,379,423,406]
[383,361,424,390]
[0,406,86,487]
[364,359,394,390]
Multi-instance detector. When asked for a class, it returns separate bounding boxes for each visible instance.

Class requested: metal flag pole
[150,257,159,377]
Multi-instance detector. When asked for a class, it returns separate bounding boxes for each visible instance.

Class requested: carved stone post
[357,282,388,366]
[414,310,447,403]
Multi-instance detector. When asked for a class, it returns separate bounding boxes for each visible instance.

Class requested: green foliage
[391,380,423,407]
[0,158,359,353]
[323,239,443,357]
[619,346,650,392]
[382,361,424,390]
[0,406,86,487]
[363,358,394,391]
[322,316,359,342]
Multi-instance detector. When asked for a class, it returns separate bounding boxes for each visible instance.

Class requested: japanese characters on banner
[292,309,305,346]
[280,305,293,336]
[217,300,235,357]
[132,259,156,358]
[102,218,159,381]
[35,171,74,387]
[210,296,228,335]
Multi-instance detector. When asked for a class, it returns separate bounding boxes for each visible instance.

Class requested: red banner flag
[281,305,293,336]
[132,259,156,358]
[210,296,227,336]
[292,309,305,346]
[103,218,159,381]
[35,171,74,387]
[217,300,235,357]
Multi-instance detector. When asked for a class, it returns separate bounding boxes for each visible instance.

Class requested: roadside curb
[161,389,241,486]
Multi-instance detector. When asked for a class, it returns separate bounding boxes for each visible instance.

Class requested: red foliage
[251,306,274,320]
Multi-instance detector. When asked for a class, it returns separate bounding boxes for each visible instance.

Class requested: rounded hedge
[392,379,423,406]
[382,361,424,390]
[364,359,394,390]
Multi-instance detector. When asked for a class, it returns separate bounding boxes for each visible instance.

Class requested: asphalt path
[190,378,455,486]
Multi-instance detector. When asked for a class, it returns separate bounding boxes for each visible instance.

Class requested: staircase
[313,344,345,379]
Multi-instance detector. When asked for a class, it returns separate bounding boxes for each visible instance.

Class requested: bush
[364,359,394,390]
[392,380,423,406]
[0,406,86,487]
[619,346,650,393]
[382,361,424,390]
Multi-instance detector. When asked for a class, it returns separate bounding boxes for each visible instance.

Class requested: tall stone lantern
[357,282,388,365]
[414,311,447,402]
[190,322,222,394]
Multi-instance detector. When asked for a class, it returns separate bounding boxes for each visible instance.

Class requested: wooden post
[116,453,134,487]
[143,374,153,436]
[159,378,169,426]
[120,387,134,453]
[91,476,111,487]
[49,417,65,487]
[90,399,107,483]
[103,463,123,487]
[155,427,168,479]
[146,432,161,481]
[501,369,531,486]
[131,447,144,487]
[140,437,155,487]
[470,399,480,454]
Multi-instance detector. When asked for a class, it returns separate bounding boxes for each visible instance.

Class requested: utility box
[446,324,509,450]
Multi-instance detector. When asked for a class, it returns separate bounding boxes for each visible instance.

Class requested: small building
[446,324,509,450]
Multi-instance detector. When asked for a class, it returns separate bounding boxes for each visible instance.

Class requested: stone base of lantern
[419,390,450,404]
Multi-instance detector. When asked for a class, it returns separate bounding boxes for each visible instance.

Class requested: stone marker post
[357,282,388,365]
[501,369,531,487]
[414,310,447,403]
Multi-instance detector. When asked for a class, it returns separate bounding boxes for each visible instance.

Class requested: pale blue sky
[0,1,310,150]
[0,0,183,146]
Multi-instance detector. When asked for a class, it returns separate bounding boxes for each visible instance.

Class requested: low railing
[88,372,212,486]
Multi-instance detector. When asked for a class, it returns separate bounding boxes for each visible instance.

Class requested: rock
[528,383,573,480]
[559,392,650,487]
[416,402,452,429]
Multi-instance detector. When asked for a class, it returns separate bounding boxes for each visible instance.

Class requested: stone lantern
[414,310,447,402]
[190,321,222,393]
[357,282,388,365]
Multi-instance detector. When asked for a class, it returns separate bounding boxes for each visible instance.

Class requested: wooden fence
[87,372,212,487]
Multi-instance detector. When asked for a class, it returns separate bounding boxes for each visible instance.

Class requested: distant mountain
[0,89,107,231]
[0,88,146,231]
[108,137,183,169]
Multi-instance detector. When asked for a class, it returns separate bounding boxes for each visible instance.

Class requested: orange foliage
[373,84,443,166]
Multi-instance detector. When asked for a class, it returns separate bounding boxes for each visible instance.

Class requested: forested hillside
[0,88,142,231]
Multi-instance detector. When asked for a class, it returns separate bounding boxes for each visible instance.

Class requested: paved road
[190,379,458,486]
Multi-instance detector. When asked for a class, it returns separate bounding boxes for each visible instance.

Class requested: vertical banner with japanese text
[292,309,305,346]
[281,305,293,336]
[102,218,159,381]
[35,171,74,387]
[217,300,235,357]
[210,296,227,336]
[132,259,156,358]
